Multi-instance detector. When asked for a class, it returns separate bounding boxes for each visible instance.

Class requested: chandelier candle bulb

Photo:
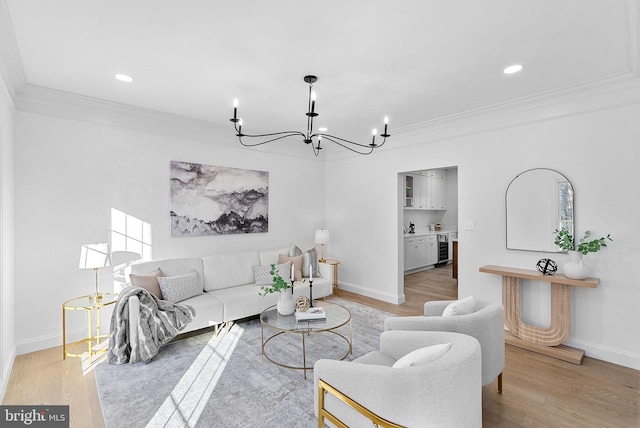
[384,116,388,134]
[311,91,316,113]
[233,98,238,119]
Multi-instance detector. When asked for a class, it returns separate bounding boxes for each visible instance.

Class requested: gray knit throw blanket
[107,286,196,364]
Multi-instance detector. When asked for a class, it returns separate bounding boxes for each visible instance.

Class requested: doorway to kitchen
[399,166,458,304]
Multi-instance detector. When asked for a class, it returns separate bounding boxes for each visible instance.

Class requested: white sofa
[127,247,333,335]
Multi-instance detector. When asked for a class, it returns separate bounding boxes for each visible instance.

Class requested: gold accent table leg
[87,307,93,362]
[96,306,101,344]
[62,305,67,360]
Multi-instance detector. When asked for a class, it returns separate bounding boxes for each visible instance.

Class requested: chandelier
[230,75,390,156]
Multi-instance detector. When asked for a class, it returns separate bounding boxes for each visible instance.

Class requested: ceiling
[2,0,637,150]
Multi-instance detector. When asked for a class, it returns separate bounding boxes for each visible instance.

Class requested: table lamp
[314,229,330,263]
[79,243,111,302]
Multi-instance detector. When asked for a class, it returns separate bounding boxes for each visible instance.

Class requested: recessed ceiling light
[319,127,328,132]
[503,64,524,75]
[114,73,134,82]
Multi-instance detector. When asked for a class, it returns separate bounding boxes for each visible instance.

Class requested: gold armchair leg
[318,379,405,428]
[498,372,503,394]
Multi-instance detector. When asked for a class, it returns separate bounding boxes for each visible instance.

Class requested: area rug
[94,297,396,428]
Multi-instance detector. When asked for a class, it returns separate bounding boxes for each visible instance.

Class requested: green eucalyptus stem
[554,229,612,255]
[259,263,292,296]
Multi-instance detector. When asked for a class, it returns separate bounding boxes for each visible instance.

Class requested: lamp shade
[314,229,330,245]
[79,243,111,269]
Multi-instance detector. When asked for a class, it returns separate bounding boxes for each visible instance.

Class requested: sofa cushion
[210,284,280,322]
[253,261,292,286]
[129,268,163,299]
[202,251,260,291]
[158,270,202,303]
[278,254,303,281]
[259,247,289,266]
[392,343,452,368]
[130,258,204,286]
[180,292,224,331]
[289,244,320,278]
[442,295,476,317]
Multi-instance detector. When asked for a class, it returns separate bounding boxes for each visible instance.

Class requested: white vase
[563,251,589,280]
[277,291,296,315]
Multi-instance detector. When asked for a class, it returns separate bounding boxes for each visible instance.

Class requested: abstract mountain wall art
[170,161,268,236]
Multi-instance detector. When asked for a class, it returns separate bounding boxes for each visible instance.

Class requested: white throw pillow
[253,261,292,286]
[157,269,202,303]
[392,343,452,368]
[442,295,476,317]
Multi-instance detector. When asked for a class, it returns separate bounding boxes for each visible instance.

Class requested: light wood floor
[3,264,639,427]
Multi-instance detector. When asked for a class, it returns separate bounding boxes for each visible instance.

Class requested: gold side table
[320,258,341,291]
[62,293,118,361]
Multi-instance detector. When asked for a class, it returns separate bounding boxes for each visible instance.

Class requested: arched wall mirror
[506,168,574,252]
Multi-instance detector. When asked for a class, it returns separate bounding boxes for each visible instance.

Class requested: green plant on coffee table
[259,263,292,296]
[554,228,612,255]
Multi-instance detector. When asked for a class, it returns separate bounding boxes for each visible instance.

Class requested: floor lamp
[79,243,111,303]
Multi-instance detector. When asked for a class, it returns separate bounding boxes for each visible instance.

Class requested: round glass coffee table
[260,300,352,379]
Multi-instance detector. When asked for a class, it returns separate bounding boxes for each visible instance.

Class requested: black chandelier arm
[314,133,388,150]
[315,134,377,155]
[237,132,307,147]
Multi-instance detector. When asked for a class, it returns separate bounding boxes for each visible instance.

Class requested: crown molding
[15,83,231,143]
[364,71,640,157]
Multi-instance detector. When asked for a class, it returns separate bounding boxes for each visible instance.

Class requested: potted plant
[553,229,612,279]
[259,263,295,315]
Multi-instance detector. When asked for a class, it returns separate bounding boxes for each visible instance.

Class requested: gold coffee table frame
[260,300,352,379]
[62,292,118,361]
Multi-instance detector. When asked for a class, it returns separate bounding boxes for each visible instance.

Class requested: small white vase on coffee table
[277,291,296,315]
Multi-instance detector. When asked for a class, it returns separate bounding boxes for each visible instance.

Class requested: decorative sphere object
[536,258,558,275]
[296,296,311,312]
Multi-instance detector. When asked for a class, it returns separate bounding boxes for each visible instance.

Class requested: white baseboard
[0,344,16,403]
[564,338,640,371]
[15,328,86,356]
[338,281,405,305]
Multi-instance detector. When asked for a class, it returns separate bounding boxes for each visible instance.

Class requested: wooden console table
[479,265,599,364]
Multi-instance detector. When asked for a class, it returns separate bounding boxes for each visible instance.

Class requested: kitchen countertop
[403,229,457,238]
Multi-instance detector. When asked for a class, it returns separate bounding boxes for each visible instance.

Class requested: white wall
[0,69,15,400]
[325,85,640,369]
[13,112,326,354]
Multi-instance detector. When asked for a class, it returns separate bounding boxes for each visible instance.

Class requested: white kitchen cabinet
[413,174,428,209]
[404,173,429,209]
[425,235,438,265]
[404,174,414,207]
[404,236,428,270]
[425,169,447,210]
[405,235,437,271]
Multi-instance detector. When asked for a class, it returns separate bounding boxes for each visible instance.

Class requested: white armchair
[384,299,505,393]
[314,330,482,428]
